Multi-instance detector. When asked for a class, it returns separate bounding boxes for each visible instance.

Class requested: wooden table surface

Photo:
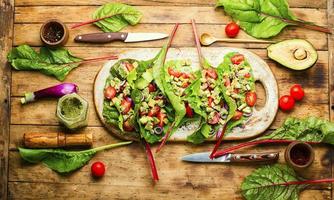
[1,0,334,199]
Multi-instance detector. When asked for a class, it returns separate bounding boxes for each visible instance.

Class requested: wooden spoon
[200,33,275,46]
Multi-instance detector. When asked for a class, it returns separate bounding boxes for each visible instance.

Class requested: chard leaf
[152,45,168,94]
[241,164,305,200]
[93,3,142,32]
[216,0,297,38]
[19,141,132,173]
[7,45,82,81]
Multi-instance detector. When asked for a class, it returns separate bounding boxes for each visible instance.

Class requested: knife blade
[181,152,279,163]
[74,32,169,43]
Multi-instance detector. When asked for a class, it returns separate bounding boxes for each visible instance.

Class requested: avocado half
[267,39,318,70]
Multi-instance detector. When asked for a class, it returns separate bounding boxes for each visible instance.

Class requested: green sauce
[60,97,83,118]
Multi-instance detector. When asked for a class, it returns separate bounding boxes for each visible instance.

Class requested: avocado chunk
[267,39,318,70]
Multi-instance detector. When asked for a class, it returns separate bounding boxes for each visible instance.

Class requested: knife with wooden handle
[74,32,169,43]
[181,152,279,163]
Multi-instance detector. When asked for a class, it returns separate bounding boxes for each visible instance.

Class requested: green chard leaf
[93,3,142,32]
[242,164,305,200]
[216,0,297,38]
[7,45,82,81]
[19,141,132,173]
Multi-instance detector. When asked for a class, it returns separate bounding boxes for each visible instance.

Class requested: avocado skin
[267,39,318,71]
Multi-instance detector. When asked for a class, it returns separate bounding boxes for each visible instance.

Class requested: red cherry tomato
[148,106,160,117]
[290,84,304,101]
[123,120,135,132]
[104,86,117,100]
[148,83,156,92]
[244,73,251,78]
[224,77,231,87]
[121,98,132,114]
[157,111,166,127]
[91,161,105,178]
[181,73,191,79]
[279,95,295,111]
[225,22,240,38]
[181,82,190,88]
[168,67,182,78]
[205,69,218,80]
[246,92,257,107]
[185,103,194,118]
[124,62,134,72]
[208,112,220,125]
[231,54,245,65]
[208,96,213,107]
[232,111,243,121]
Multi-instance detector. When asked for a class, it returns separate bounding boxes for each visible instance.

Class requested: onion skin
[21,83,78,104]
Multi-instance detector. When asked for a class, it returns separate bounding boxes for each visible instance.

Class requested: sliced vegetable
[91,161,105,178]
[231,54,244,65]
[225,22,240,38]
[279,95,295,111]
[121,97,133,114]
[232,110,243,121]
[19,141,132,173]
[245,92,257,107]
[290,84,304,101]
[104,86,117,100]
[21,83,78,104]
[185,103,194,118]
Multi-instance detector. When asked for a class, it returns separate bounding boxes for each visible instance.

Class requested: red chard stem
[273,178,334,187]
[143,140,159,181]
[209,124,227,159]
[191,19,204,66]
[70,14,116,29]
[63,55,118,66]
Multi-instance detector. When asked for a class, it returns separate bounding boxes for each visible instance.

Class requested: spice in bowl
[40,19,69,46]
[284,142,314,171]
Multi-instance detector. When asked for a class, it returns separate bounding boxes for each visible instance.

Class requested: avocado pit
[293,48,307,60]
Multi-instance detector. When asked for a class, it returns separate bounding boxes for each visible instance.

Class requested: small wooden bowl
[40,19,69,47]
[284,142,314,171]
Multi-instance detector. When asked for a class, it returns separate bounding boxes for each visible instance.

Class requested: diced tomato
[140,111,147,116]
[124,62,134,72]
[185,103,194,118]
[148,106,160,117]
[208,112,220,125]
[244,73,251,78]
[123,120,135,132]
[168,67,182,78]
[208,96,213,107]
[157,111,166,127]
[231,54,244,65]
[181,73,191,79]
[224,77,231,87]
[181,82,190,88]
[205,69,218,80]
[234,88,240,94]
[121,98,132,114]
[104,86,117,100]
[148,83,156,92]
[232,111,243,121]
[246,92,257,107]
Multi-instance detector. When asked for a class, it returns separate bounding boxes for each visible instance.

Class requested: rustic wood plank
[14,0,327,8]
[0,0,14,199]
[14,6,328,26]
[13,23,328,50]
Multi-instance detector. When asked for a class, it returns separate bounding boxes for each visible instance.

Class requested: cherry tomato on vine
[279,95,295,111]
[91,161,105,178]
[225,22,240,38]
[290,84,305,101]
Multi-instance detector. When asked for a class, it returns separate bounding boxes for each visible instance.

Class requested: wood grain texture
[0,0,14,200]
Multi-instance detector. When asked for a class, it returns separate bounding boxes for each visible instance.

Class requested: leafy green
[185,116,213,144]
[152,45,168,94]
[19,141,132,173]
[216,0,298,38]
[93,3,142,32]
[259,116,334,145]
[184,76,207,118]
[241,164,305,200]
[7,45,82,81]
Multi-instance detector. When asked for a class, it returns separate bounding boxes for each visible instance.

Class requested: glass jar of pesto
[56,93,89,130]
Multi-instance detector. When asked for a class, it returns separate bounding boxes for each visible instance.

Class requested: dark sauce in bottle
[290,143,311,166]
[43,22,64,43]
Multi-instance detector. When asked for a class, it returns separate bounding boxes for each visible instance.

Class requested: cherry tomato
[225,22,240,38]
[91,161,105,178]
[148,106,160,117]
[181,82,190,88]
[232,111,243,121]
[234,88,240,94]
[208,112,220,125]
[231,54,244,65]
[124,62,134,72]
[224,77,231,87]
[168,67,182,78]
[208,96,213,107]
[246,92,257,107]
[157,111,166,127]
[244,73,251,78]
[104,86,117,100]
[181,73,191,79]
[185,103,194,118]
[148,83,156,92]
[290,84,304,101]
[123,120,135,132]
[279,95,295,111]
[205,69,218,80]
[121,97,132,114]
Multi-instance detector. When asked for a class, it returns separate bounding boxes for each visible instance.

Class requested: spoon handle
[217,38,275,43]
